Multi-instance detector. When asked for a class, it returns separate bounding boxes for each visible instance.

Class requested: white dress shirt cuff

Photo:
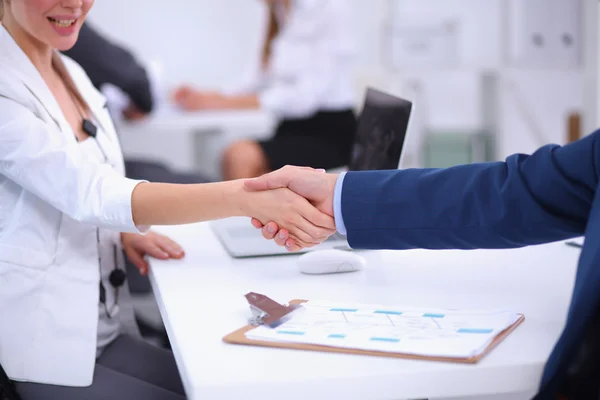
[333,172,347,235]
[109,178,150,234]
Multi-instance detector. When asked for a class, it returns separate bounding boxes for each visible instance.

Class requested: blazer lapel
[0,24,70,133]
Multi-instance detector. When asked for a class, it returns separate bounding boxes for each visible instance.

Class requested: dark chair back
[0,362,21,400]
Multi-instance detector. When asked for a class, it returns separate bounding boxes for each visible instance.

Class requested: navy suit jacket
[341,130,600,399]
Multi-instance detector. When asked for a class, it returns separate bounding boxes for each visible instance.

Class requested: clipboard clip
[245,292,301,327]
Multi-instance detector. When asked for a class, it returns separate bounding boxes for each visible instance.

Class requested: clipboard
[223,298,526,364]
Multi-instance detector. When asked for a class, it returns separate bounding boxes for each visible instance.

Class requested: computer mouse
[297,249,366,275]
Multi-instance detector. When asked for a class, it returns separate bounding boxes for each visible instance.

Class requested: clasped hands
[241,165,339,252]
[122,166,339,278]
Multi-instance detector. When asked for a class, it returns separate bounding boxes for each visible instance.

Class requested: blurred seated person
[172,0,357,180]
[62,21,153,120]
[62,21,211,185]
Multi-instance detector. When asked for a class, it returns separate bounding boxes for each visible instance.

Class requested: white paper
[246,300,520,359]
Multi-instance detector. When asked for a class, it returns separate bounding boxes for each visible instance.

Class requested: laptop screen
[348,88,412,171]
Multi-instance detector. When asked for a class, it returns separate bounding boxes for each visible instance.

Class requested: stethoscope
[68,88,127,319]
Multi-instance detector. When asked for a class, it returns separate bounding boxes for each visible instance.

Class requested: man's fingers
[243,166,314,192]
[293,166,318,171]
[251,218,264,229]
[244,174,287,191]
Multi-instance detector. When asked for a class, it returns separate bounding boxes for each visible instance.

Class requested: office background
[86,0,595,178]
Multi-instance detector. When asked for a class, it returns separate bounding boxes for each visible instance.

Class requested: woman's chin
[51,36,79,52]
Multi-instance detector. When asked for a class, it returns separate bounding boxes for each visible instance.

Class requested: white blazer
[0,25,146,386]
[226,0,357,119]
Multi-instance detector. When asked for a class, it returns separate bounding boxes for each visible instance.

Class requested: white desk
[148,222,580,400]
[115,108,276,179]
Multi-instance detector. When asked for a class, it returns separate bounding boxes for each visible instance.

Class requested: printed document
[246,300,520,358]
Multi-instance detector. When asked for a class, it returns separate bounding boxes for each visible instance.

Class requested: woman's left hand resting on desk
[121,231,185,276]
[172,86,259,111]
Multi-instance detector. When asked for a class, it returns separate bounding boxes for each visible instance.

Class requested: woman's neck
[1,17,54,76]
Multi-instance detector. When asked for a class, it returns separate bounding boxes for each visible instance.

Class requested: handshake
[240,166,340,252]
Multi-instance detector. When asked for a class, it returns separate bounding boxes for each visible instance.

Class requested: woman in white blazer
[172,0,357,181]
[0,0,334,398]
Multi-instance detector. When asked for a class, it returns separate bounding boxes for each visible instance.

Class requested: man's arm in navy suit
[341,131,600,250]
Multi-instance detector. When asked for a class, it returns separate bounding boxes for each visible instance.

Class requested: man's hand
[121,231,185,276]
[244,166,339,251]
[122,102,149,121]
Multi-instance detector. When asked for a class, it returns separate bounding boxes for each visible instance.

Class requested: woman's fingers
[125,247,149,276]
[155,235,185,258]
[256,222,303,249]
[271,228,289,246]
[145,244,170,259]
[284,238,302,252]
[259,222,279,240]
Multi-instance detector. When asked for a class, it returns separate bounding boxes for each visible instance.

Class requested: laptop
[211,87,413,257]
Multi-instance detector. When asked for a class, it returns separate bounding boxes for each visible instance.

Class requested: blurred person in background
[62,21,212,185]
[172,0,357,180]
[62,21,153,121]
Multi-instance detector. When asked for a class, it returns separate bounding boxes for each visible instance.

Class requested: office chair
[0,362,21,400]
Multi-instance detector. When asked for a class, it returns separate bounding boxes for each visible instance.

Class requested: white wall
[380,0,584,164]
[87,0,588,173]
[88,0,391,91]
[88,0,265,89]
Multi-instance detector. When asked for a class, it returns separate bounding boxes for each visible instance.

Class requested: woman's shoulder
[0,60,37,109]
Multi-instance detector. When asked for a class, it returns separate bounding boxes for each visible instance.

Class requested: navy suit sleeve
[342,131,600,250]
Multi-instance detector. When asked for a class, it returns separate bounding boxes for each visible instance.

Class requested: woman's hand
[237,185,336,250]
[172,86,259,111]
[121,231,185,276]
[251,219,292,248]
[172,86,228,111]
[122,102,148,121]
